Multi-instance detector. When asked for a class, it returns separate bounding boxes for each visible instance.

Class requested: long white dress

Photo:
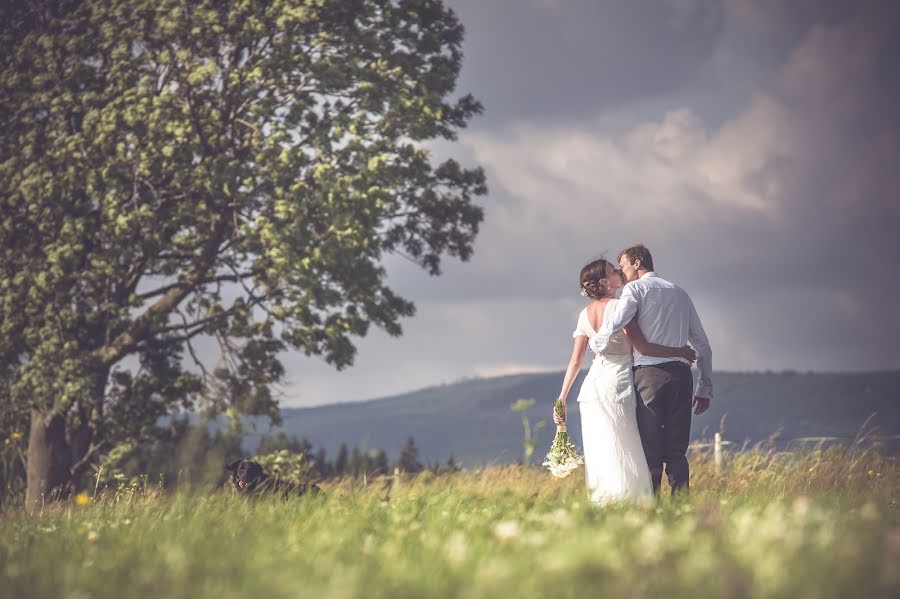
[573,300,653,503]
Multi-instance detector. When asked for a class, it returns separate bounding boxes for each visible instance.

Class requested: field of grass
[1,446,898,599]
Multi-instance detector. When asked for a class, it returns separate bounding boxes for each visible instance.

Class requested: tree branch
[69,439,105,481]
[92,218,230,367]
[136,269,257,301]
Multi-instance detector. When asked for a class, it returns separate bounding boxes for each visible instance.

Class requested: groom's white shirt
[589,271,714,400]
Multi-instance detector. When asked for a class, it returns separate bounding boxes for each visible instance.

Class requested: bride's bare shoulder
[585,299,610,331]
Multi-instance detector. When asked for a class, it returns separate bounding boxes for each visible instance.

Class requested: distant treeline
[256,430,461,479]
[2,419,461,505]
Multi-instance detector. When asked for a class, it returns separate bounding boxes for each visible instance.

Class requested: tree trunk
[26,408,71,507]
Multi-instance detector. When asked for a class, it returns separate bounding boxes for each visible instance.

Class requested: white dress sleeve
[572,309,592,338]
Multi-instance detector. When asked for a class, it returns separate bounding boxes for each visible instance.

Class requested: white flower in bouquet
[542,399,584,478]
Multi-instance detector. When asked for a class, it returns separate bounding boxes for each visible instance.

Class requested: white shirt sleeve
[688,298,714,399]
[589,285,639,353]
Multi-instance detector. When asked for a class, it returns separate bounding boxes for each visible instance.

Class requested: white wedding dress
[573,300,653,503]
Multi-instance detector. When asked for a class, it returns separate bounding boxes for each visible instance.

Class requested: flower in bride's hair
[580,287,588,297]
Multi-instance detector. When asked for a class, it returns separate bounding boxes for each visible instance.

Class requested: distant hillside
[243,371,900,466]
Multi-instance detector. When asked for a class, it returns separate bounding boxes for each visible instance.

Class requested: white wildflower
[445,531,469,564]
[493,520,520,542]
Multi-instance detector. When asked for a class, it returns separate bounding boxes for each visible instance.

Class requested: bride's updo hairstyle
[579,258,611,300]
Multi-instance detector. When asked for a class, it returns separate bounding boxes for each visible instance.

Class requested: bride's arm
[624,318,696,361]
[554,335,589,424]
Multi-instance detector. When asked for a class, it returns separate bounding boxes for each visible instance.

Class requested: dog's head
[226,459,267,492]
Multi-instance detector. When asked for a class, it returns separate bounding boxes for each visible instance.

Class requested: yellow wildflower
[74,492,91,506]
[3,438,9,446]
[11,431,22,441]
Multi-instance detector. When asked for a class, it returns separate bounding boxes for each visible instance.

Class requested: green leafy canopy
[0,0,485,468]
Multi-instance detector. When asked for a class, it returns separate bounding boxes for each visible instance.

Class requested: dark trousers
[633,362,694,494]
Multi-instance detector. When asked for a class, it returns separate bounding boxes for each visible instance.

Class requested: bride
[554,258,695,503]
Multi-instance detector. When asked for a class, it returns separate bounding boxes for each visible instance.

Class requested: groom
[589,244,713,494]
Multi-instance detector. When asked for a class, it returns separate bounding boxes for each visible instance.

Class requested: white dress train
[573,300,653,503]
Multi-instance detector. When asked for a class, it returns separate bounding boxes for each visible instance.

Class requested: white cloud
[465,98,782,228]
[473,363,558,378]
[463,0,897,255]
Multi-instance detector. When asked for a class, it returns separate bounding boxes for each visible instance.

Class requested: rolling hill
[243,370,900,466]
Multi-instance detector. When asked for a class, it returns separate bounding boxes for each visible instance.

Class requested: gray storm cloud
[449,0,725,127]
[278,0,900,406]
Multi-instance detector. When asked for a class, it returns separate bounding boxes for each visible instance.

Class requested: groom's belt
[633,361,691,372]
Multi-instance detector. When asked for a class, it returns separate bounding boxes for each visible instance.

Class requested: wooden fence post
[714,432,723,471]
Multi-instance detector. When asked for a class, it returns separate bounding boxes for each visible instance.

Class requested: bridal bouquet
[543,399,584,478]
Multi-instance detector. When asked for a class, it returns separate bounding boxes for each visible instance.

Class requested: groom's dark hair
[618,244,654,271]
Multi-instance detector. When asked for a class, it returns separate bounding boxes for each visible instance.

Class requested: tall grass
[1,446,897,599]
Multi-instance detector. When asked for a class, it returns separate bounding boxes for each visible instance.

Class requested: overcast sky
[277,0,900,407]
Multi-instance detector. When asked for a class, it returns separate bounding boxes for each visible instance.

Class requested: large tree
[0,0,485,504]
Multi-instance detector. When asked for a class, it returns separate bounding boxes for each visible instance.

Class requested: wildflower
[868,469,875,477]
[74,492,91,506]
[3,438,9,446]
[792,496,811,517]
[639,523,665,555]
[493,520,520,542]
[545,508,572,528]
[11,431,22,441]
[445,532,469,564]
[860,502,879,522]
[542,399,584,479]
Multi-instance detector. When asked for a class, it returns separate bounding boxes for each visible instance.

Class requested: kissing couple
[554,244,713,503]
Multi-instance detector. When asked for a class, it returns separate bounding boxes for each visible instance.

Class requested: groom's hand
[692,396,710,415]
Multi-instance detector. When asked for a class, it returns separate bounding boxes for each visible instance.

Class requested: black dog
[225,459,321,498]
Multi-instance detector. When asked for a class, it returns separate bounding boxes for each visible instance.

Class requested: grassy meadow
[1,446,898,599]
